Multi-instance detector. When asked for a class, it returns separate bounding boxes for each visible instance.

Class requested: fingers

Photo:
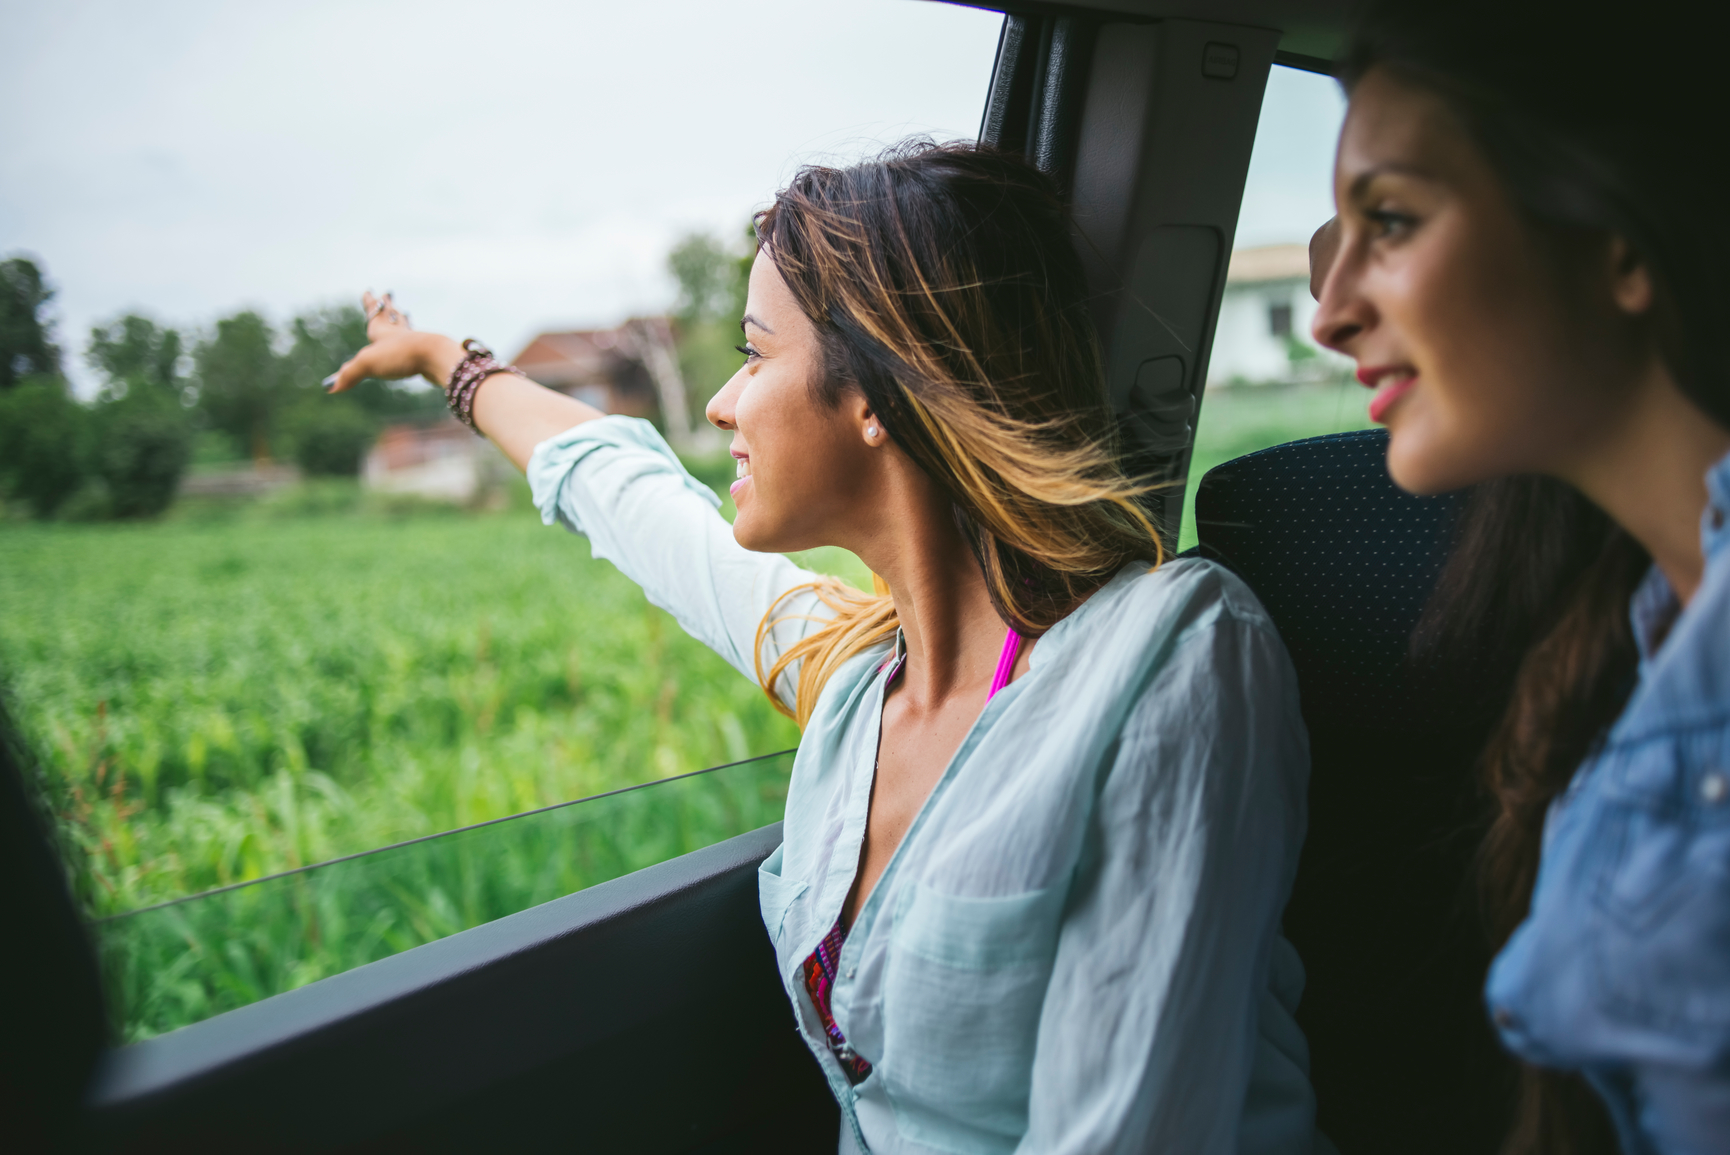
[325,355,363,394]
[364,290,412,340]
[325,337,400,393]
[323,292,442,393]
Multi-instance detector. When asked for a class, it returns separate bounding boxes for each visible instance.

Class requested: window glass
[0,0,1000,1038]
[99,750,795,1041]
[1179,64,1358,551]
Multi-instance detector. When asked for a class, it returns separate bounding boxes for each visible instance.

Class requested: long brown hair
[749,141,1164,725]
[1348,1,1730,1149]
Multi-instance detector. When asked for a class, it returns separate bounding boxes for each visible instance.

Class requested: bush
[284,400,378,477]
[94,392,193,518]
[0,377,91,517]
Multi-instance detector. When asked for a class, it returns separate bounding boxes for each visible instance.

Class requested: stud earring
[866,425,879,439]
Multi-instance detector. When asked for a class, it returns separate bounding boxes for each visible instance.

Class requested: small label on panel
[1203,42,1240,80]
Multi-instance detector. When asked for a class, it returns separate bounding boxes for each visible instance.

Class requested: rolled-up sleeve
[1019,608,1313,1154]
[527,416,830,705]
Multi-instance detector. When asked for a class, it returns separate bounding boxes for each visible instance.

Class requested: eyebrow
[1347,162,1437,201]
[740,313,775,336]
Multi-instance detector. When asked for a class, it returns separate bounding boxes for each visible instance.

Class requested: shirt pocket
[879,881,1066,1154]
[758,850,807,946]
[1588,732,1730,1038]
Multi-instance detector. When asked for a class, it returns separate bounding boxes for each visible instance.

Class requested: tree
[0,256,62,391]
[667,222,755,424]
[669,232,749,323]
[192,311,287,462]
[93,391,192,517]
[0,377,90,517]
[280,401,378,477]
[87,314,185,403]
[86,313,193,516]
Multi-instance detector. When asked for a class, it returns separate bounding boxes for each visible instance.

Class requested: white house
[1207,243,1349,386]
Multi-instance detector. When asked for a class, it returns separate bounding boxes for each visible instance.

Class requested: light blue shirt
[529,416,1325,1155]
[1487,450,1730,1155]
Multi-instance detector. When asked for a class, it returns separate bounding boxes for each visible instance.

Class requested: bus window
[1180,63,1355,551]
[0,0,1001,1039]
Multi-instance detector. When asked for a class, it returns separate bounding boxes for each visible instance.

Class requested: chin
[731,519,767,553]
[1383,427,1479,497]
[730,514,781,555]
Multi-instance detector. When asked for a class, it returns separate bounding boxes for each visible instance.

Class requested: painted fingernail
[322,373,339,391]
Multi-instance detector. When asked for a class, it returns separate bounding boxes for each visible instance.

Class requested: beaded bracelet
[446,339,528,433]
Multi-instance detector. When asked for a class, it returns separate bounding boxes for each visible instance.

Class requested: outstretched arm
[324,291,602,470]
[325,292,829,700]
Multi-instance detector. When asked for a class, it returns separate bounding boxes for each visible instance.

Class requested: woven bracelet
[446,339,527,434]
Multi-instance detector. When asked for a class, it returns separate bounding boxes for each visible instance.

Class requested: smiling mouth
[1357,367,1418,424]
[729,455,751,497]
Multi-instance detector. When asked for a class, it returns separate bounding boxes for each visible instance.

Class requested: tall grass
[0,486,800,924]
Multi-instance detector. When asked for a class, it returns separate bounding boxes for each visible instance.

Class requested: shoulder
[1081,555,1281,649]
[1616,541,1730,742]
[1074,558,1308,802]
[1029,556,1295,716]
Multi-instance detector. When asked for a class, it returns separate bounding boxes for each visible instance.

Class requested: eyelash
[1366,207,1418,238]
[735,344,759,361]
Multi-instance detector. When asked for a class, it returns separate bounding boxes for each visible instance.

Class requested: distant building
[362,420,510,505]
[513,317,707,450]
[1207,244,1348,386]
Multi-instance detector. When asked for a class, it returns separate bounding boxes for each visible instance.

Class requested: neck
[847,467,1007,708]
[1562,359,1730,604]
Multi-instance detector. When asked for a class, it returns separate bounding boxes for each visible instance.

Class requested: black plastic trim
[979,14,1099,198]
[1273,48,1336,75]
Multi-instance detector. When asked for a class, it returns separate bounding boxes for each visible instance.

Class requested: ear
[843,393,882,445]
[861,407,885,446]
[1607,234,1655,316]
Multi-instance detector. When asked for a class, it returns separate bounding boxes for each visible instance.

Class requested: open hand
[324,291,462,393]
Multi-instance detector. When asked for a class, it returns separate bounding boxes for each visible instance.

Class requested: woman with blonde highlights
[329,141,1319,1153]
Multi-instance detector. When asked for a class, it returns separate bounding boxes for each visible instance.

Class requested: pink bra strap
[988,628,1023,700]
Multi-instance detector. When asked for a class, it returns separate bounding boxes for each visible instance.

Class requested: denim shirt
[529,417,1329,1155]
[1486,450,1730,1154]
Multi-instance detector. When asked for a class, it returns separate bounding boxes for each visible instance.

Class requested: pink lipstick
[1357,366,1417,424]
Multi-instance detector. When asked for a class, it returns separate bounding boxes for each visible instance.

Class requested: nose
[1309,240,1374,354]
[705,366,744,431]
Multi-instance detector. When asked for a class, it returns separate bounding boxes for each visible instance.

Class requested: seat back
[1194,429,1512,1153]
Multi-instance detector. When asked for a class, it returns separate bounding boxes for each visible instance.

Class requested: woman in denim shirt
[1310,2,1730,1150]
[329,144,1322,1153]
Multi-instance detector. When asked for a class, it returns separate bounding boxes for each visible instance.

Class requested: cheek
[1381,232,1586,491]
[731,375,857,541]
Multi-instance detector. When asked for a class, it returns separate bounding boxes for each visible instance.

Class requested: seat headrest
[1194,428,1462,734]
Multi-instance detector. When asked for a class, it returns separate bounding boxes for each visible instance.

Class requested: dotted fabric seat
[1192,429,1512,1153]
[1193,427,1461,729]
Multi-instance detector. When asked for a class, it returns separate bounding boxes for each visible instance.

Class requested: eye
[1365,206,1419,240]
[735,343,761,363]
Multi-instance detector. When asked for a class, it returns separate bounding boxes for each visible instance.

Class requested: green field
[1,383,1367,1040]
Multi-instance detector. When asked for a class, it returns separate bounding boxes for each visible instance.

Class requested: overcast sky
[0,0,1343,397]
